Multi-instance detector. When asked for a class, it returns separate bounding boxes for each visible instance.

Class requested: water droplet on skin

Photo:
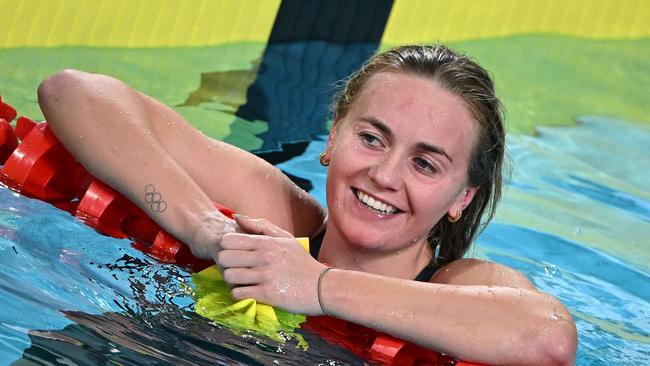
[275,282,290,295]
[486,286,496,297]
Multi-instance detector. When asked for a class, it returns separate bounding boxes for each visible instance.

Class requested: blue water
[1,116,649,365]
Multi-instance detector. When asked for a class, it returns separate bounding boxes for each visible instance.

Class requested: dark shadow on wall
[183,0,393,164]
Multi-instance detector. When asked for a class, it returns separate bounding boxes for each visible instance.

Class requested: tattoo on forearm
[144,184,168,213]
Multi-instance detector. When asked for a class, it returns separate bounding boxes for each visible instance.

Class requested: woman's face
[325,71,478,253]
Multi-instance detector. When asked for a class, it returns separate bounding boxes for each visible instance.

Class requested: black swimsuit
[309,230,437,282]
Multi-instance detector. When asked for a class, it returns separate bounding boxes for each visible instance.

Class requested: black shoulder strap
[309,229,325,260]
[414,262,438,282]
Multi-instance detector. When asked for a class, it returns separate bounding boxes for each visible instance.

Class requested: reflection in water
[8,247,361,365]
[18,311,328,366]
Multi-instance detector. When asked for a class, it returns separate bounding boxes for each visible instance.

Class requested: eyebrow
[359,116,453,163]
[359,117,454,163]
[416,142,453,163]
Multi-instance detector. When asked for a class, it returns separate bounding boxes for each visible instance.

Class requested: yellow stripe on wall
[1,0,281,48]
[383,0,650,44]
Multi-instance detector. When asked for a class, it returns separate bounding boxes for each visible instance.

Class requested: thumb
[232,214,293,238]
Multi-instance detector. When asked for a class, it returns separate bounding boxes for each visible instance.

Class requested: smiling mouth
[353,189,402,215]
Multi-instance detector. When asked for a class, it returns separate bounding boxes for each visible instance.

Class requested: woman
[37,45,577,365]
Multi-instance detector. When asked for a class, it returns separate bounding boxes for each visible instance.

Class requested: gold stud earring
[319,152,330,167]
[447,211,462,223]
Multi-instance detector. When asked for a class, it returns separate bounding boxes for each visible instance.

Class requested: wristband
[317,267,334,316]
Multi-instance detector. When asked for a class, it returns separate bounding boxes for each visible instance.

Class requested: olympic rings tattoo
[144,184,168,213]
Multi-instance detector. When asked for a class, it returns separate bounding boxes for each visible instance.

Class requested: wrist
[188,209,236,259]
[317,267,336,316]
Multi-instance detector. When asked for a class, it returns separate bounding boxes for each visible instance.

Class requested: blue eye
[413,157,438,174]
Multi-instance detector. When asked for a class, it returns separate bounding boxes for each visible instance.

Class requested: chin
[336,222,402,253]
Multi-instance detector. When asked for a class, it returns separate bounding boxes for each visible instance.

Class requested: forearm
[320,269,576,365]
[37,70,226,254]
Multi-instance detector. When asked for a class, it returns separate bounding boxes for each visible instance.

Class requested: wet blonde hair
[333,45,506,267]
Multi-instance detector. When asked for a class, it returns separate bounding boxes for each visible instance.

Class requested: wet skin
[37,68,577,364]
[321,71,478,277]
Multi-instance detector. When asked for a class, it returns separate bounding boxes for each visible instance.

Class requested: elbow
[38,69,107,134]
[541,324,577,365]
[535,308,578,365]
[37,69,88,119]
[38,69,99,126]
[37,69,81,126]
[38,69,85,107]
[508,297,577,366]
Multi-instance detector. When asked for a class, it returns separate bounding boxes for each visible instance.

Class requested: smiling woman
[322,72,480,271]
[36,45,577,365]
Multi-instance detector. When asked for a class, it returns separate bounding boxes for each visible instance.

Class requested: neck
[318,224,433,280]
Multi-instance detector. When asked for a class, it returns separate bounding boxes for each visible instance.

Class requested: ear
[327,118,341,150]
[448,186,477,217]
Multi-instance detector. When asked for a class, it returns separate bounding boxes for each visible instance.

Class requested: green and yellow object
[191,237,310,345]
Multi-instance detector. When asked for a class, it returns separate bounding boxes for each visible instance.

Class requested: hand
[215,215,328,315]
[188,210,239,259]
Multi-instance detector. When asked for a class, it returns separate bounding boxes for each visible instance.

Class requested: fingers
[217,248,265,269]
[221,268,263,286]
[230,285,262,301]
[233,215,293,238]
[220,232,261,251]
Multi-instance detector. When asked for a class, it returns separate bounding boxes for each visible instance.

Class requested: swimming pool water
[1,116,649,365]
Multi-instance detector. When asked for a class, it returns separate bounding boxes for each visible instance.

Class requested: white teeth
[355,190,397,214]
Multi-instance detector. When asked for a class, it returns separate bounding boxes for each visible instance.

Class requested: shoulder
[430,258,537,290]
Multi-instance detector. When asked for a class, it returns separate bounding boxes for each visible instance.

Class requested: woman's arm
[219,217,577,366]
[319,262,577,366]
[37,70,324,257]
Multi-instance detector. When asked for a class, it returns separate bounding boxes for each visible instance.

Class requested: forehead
[347,71,478,158]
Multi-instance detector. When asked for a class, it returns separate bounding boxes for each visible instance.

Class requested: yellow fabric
[191,237,310,344]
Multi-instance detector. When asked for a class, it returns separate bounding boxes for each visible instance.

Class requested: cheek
[324,160,348,206]
[330,140,365,177]
[411,180,462,216]
[331,135,357,157]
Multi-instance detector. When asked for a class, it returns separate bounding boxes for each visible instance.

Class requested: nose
[367,153,402,191]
